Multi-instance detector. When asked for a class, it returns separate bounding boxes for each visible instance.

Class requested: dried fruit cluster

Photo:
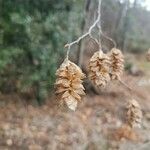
[89,51,110,87]
[89,48,124,87]
[109,48,124,80]
[126,99,142,128]
[55,48,124,110]
[55,59,85,111]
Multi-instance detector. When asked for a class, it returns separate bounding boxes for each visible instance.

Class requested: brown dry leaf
[112,124,139,141]
[28,144,42,150]
[55,59,85,111]
[89,50,110,87]
[6,139,13,146]
[109,48,124,80]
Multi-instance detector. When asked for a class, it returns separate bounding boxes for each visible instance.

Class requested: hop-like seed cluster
[89,50,110,87]
[109,48,124,80]
[146,49,150,62]
[55,59,85,111]
[126,99,142,128]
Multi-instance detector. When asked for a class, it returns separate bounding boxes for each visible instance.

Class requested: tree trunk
[116,0,130,51]
[77,0,98,67]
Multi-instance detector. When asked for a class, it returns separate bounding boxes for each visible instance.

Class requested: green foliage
[1,0,84,104]
[124,8,150,53]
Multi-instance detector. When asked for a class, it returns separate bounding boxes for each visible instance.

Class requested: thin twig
[64,0,117,58]
[118,79,136,98]
[64,32,89,49]
[65,0,102,56]
[96,0,117,48]
[100,31,117,48]
[97,0,102,50]
[118,79,133,92]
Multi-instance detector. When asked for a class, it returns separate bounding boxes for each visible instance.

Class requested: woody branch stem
[64,0,102,49]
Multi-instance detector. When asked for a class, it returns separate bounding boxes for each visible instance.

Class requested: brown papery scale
[55,59,85,111]
[109,48,124,80]
[89,50,110,87]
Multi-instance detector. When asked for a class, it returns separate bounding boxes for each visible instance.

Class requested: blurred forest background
[0,0,150,149]
[1,0,150,104]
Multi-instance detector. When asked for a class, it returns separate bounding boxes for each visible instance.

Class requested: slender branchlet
[64,0,102,57]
